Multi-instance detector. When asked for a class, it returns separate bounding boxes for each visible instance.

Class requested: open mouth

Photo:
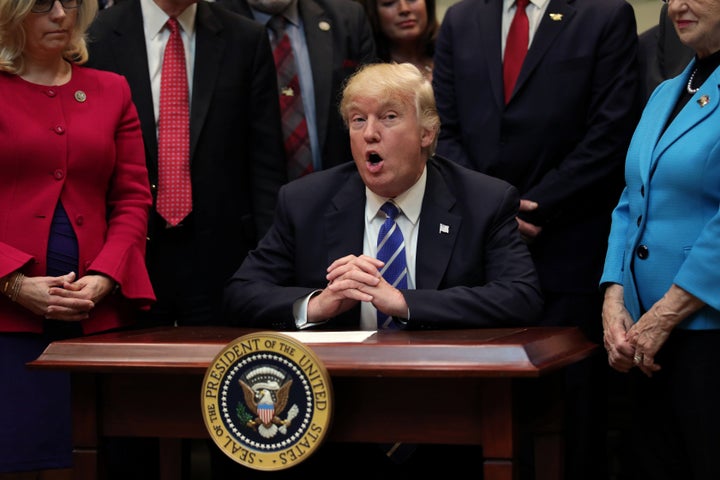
[368,153,382,165]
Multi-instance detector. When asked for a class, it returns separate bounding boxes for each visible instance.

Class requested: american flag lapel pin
[439,223,450,234]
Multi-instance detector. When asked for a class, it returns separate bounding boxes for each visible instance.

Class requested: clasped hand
[16,271,115,321]
[307,254,408,323]
[602,284,662,377]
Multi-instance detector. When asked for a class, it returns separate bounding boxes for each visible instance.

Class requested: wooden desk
[30,326,597,480]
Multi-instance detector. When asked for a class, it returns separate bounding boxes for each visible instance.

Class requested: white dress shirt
[140,0,197,128]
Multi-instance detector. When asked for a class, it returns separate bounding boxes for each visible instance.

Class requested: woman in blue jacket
[601,1,720,478]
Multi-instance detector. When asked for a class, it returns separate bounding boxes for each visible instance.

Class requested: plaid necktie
[503,0,530,104]
[156,18,192,226]
[268,15,313,180]
[376,202,408,329]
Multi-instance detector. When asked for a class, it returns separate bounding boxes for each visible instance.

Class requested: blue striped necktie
[376,202,408,329]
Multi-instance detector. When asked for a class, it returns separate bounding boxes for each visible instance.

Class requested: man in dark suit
[432,1,641,479]
[86,0,287,328]
[224,61,542,335]
[222,61,542,476]
[86,1,287,477]
[218,0,376,179]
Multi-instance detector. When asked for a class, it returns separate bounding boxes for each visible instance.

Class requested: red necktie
[503,0,530,104]
[157,18,192,226]
[269,15,313,181]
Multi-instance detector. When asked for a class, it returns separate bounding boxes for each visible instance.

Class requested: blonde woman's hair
[0,0,97,74]
[339,62,440,156]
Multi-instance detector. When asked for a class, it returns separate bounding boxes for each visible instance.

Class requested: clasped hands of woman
[602,283,704,377]
[10,272,117,321]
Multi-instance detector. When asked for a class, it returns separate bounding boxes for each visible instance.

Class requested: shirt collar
[251,1,300,28]
[141,0,197,40]
[365,166,427,225]
[503,0,549,11]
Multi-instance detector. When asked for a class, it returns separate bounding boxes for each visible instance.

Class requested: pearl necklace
[687,67,700,94]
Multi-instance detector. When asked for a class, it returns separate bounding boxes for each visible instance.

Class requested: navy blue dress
[0,203,81,473]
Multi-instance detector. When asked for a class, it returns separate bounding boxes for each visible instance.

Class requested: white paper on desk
[281,330,376,344]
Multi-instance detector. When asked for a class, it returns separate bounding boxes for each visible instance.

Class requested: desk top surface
[30,326,598,378]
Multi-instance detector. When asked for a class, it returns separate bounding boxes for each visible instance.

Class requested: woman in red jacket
[0,0,155,475]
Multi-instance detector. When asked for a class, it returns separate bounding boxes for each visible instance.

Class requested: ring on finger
[633,353,643,364]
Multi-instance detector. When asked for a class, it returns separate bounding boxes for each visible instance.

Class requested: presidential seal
[201,332,333,471]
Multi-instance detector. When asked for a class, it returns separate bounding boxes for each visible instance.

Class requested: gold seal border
[201,332,333,471]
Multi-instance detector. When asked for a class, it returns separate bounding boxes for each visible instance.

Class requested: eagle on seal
[239,378,293,433]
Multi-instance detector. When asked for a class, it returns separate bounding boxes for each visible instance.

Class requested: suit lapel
[300,0,333,152]
[512,0,575,100]
[650,63,720,181]
[416,161,461,290]
[478,0,505,110]
[324,174,366,264]
[108,1,157,172]
[638,66,688,183]
[320,163,461,289]
[190,3,224,163]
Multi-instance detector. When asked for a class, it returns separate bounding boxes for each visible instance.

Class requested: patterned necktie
[268,15,313,181]
[157,18,192,226]
[376,202,408,329]
[503,0,530,104]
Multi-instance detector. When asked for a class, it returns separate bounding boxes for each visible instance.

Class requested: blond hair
[0,0,97,74]
[339,62,440,156]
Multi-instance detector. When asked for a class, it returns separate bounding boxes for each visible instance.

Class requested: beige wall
[435,0,663,34]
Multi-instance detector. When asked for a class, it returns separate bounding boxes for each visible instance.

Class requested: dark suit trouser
[140,214,218,327]
[623,329,720,480]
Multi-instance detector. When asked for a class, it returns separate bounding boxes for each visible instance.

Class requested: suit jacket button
[636,245,649,260]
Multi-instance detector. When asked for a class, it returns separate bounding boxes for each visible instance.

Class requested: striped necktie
[376,202,408,329]
[268,15,313,180]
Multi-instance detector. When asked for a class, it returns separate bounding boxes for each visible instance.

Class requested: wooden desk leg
[479,379,514,480]
[71,374,99,480]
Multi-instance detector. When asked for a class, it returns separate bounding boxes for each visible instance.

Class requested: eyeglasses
[31,0,82,13]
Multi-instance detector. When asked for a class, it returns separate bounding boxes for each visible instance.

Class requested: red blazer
[0,65,155,334]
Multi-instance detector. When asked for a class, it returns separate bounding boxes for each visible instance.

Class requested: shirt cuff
[293,289,326,329]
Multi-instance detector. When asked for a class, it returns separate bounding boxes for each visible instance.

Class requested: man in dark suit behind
[432,0,642,479]
[86,0,287,328]
[85,0,287,476]
[218,0,376,179]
